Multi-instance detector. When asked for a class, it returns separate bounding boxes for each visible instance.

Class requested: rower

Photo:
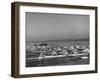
[61,49,68,55]
[51,51,57,56]
[39,52,46,57]
[75,43,80,49]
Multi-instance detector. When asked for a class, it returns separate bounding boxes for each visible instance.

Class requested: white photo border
[19,5,96,75]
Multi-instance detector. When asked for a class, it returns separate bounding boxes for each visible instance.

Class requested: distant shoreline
[26,39,89,43]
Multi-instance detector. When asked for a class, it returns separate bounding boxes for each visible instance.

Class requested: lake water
[26,56,89,67]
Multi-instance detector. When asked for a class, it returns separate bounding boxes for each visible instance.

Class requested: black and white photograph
[26,12,90,67]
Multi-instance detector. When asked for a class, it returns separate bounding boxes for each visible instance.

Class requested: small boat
[38,55,67,60]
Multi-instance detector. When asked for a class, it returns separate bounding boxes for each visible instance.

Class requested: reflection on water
[26,56,89,67]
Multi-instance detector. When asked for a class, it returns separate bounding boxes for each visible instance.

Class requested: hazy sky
[26,12,89,42]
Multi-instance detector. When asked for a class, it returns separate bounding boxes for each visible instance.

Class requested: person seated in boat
[51,51,58,56]
[60,49,68,55]
[72,48,78,55]
[69,46,74,51]
[64,46,68,49]
[75,43,80,50]
[56,47,61,51]
[69,46,78,55]
[82,46,90,54]
[39,51,47,57]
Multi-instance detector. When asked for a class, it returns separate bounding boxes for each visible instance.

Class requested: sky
[25,12,89,42]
